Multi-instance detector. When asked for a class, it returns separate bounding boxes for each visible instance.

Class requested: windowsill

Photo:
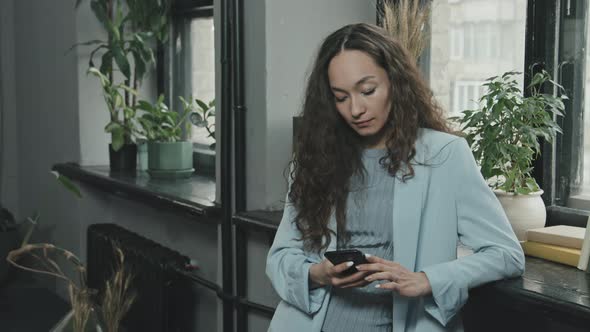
[568,194,590,211]
[53,163,221,222]
[233,210,590,326]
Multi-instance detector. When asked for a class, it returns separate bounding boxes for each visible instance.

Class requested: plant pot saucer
[147,168,194,179]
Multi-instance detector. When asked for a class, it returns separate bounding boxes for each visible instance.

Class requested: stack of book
[522,221,590,269]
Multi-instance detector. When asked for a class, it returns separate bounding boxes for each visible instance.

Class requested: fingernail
[375,284,381,288]
[365,276,372,281]
[346,261,354,267]
[365,253,372,258]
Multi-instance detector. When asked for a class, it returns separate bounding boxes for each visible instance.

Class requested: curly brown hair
[289,23,451,252]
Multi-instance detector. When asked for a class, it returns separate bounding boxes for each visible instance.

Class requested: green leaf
[190,112,205,127]
[51,171,83,198]
[132,51,146,82]
[136,100,153,111]
[112,45,131,79]
[111,129,124,151]
[90,0,110,32]
[516,187,532,195]
[124,107,135,119]
[99,51,113,75]
[195,99,209,111]
[105,121,122,133]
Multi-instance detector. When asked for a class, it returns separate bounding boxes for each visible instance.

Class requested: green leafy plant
[182,97,216,150]
[73,0,170,150]
[137,95,192,142]
[451,70,567,194]
[88,67,138,151]
[74,0,169,87]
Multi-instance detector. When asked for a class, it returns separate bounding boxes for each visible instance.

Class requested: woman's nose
[350,97,366,118]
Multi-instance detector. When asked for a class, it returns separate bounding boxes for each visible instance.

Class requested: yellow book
[522,241,581,267]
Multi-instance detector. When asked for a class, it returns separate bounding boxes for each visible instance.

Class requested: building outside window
[430,0,590,209]
[430,0,527,117]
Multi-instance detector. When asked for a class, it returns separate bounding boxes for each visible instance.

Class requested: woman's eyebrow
[331,75,377,92]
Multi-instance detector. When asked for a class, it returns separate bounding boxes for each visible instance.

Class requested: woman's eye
[362,89,376,96]
[335,96,348,103]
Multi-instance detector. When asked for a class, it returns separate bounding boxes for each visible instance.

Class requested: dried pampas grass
[7,243,136,332]
[101,247,136,332]
[380,0,431,62]
[69,284,94,332]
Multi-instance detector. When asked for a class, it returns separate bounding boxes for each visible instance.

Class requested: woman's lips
[354,118,373,128]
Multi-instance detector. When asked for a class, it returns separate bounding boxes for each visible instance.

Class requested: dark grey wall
[0,0,18,216]
[12,0,82,295]
[77,187,220,331]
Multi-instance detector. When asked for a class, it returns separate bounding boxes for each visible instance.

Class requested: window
[449,27,464,60]
[555,0,590,209]
[187,17,215,147]
[429,0,590,211]
[167,1,216,151]
[430,0,527,117]
[451,80,486,116]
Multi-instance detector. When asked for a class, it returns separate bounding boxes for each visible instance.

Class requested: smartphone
[324,249,368,274]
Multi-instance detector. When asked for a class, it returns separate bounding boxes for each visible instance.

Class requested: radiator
[87,223,195,332]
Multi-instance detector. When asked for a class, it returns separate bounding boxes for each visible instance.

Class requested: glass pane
[189,17,216,147]
[430,0,527,117]
[571,0,590,197]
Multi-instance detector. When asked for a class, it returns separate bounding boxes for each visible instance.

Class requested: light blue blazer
[266,129,525,332]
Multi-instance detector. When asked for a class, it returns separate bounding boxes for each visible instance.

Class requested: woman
[266,23,524,332]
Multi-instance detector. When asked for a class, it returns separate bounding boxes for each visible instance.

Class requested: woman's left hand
[356,255,432,297]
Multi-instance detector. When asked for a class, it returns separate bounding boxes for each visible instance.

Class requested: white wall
[0,0,19,217]
[245,0,377,210]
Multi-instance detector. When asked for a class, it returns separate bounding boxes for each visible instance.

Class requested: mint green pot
[147,141,194,179]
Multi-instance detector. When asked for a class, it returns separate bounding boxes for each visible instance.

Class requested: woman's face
[328,49,392,149]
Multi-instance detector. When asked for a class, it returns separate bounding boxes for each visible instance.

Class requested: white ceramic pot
[494,189,546,242]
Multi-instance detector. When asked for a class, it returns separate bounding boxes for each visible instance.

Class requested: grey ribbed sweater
[322,148,394,332]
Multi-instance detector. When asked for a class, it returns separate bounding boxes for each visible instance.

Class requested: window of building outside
[429,0,527,117]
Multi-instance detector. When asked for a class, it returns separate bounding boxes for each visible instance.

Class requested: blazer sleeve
[265,186,329,315]
[420,138,526,326]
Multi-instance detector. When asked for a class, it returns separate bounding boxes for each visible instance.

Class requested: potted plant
[452,70,567,241]
[73,0,170,172]
[137,95,194,179]
[187,98,216,176]
[87,68,139,171]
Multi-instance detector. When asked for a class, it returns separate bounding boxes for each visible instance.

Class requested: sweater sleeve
[265,187,329,315]
[421,138,525,326]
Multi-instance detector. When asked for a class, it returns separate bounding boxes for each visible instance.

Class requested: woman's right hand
[309,259,371,289]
